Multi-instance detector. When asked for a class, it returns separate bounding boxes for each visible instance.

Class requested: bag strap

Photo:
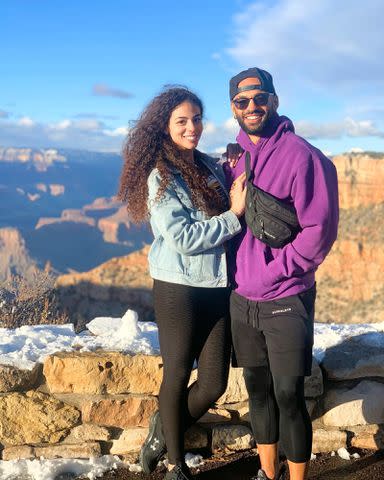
[245,151,254,182]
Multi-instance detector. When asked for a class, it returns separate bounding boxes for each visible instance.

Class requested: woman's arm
[148,170,245,255]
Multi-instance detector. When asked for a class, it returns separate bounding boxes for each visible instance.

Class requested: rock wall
[0,347,383,461]
[332,153,384,209]
[0,227,38,283]
[315,153,384,322]
[55,246,153,330]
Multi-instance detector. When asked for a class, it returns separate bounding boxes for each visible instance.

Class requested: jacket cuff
[221,210,242,234]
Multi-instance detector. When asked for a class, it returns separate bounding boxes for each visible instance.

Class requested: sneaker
[164,463,192,480]
[251,469,272,480]
[139,411,167,474]
[251,465,286,480]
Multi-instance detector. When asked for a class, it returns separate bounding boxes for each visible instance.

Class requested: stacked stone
[0,344,383,461]
[314,333,384,451]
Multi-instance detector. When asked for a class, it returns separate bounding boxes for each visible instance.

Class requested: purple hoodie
[225,113,339,301]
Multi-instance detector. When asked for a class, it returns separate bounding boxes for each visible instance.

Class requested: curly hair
[118,86,227,223]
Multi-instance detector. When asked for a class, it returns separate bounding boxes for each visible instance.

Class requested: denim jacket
[147,154,241,287]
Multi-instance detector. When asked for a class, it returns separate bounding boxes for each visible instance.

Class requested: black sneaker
[139,411,167,473]
[251,469,271,480]
[164,463,192,480]
[251,465,286,480]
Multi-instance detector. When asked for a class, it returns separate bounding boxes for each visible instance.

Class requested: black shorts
[230,285,316,376]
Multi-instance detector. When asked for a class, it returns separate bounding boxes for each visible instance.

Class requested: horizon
[1,0,383,156]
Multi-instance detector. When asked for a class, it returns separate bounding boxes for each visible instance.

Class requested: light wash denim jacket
[147,155,241,288]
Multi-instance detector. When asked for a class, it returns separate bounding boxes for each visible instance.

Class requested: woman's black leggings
[154,280,231,464]
[243,366,312,463]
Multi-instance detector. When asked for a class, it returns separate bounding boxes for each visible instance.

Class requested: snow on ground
[0,309,159,370]
[0,310,383,478]
[0,309,383,370]
[0,455,123,480]
[0,453,204,480]
[313,321,384,362]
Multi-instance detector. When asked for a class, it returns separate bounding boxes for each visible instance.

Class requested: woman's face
[167,101,203,151]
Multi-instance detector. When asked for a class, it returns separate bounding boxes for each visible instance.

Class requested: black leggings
[154,280,231,464]
[243,366,312,463]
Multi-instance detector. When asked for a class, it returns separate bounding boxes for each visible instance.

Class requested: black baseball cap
[229,67,276,100]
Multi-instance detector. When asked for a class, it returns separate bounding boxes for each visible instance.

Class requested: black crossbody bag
[244,152,301,248]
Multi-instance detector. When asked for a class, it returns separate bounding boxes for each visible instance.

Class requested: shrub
[0,267,69,328]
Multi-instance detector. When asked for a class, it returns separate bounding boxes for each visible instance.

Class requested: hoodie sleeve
[261,151,339,284]
[148,169,241,255]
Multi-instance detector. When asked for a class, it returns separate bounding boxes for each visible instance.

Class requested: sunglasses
[232,92,272,110]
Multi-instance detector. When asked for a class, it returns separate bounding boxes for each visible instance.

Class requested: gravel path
[94,449,384,480]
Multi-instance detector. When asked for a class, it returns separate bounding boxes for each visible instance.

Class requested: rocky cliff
[0,228,38,283]
[0,147,66,172]
[55,246,152,330]
[315,153,384,323]
[35,197,142,245]
[55,152,384,324]
[333,153,384,209]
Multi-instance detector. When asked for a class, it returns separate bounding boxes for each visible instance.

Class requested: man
[225,68,339,480]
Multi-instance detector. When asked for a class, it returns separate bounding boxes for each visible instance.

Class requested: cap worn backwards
[229,67,276,100]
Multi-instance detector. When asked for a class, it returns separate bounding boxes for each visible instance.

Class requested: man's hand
[230,172,247,217]
[225,143,244,168]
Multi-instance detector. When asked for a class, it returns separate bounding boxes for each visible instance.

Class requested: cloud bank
[226,0,383,92]
[0,116,129,152]
[1,113,383,154]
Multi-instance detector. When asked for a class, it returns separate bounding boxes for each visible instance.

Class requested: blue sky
[1,0,383,155]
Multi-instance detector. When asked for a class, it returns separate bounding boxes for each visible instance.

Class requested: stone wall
[0,348,383,462]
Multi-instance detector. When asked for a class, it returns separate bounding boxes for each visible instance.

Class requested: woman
[118,86,246,480]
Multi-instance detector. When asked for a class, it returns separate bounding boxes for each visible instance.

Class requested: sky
[1,0,383,156]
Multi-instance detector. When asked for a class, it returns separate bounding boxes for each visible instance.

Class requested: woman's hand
[229,172,247,217]
[225,143,244,168]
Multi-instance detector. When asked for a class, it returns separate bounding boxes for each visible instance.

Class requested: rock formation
[0,340,383,460]
[316,153,384,323]
[0,147,66,171]
[0,228,38,283]
[55,246,152,330]
[332,153,384,209]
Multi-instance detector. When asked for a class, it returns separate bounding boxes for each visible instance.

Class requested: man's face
[231,77,278,135]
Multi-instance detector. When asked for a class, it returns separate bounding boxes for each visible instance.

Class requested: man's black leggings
[243,366,312,463]
[153,280,231,464]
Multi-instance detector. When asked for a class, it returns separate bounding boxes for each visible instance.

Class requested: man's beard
[236,109,272,135]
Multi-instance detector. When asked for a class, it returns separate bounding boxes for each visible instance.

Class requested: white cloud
[226,0,384,92]
[202,121,217,134]
[1,111,382,154]
[199,117,239,153]
[73,113,119,120]
[92,83,133,99]
[295,117,384,139]
[0,110,9,119]
[75,119,104,131]
[18,117,35,127]
[49,120,72,131]
[103,126,129,137]
[344,118,383,137]
[0,116,129,152]
[213,146,226,154]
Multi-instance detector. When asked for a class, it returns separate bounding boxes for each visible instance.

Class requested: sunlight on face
[168,101,203,151]
[231,77,278,137]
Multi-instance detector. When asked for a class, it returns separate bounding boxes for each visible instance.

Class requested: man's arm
[261,152,339,284]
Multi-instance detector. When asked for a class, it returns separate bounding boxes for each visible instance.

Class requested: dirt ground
[94,449,384,480]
